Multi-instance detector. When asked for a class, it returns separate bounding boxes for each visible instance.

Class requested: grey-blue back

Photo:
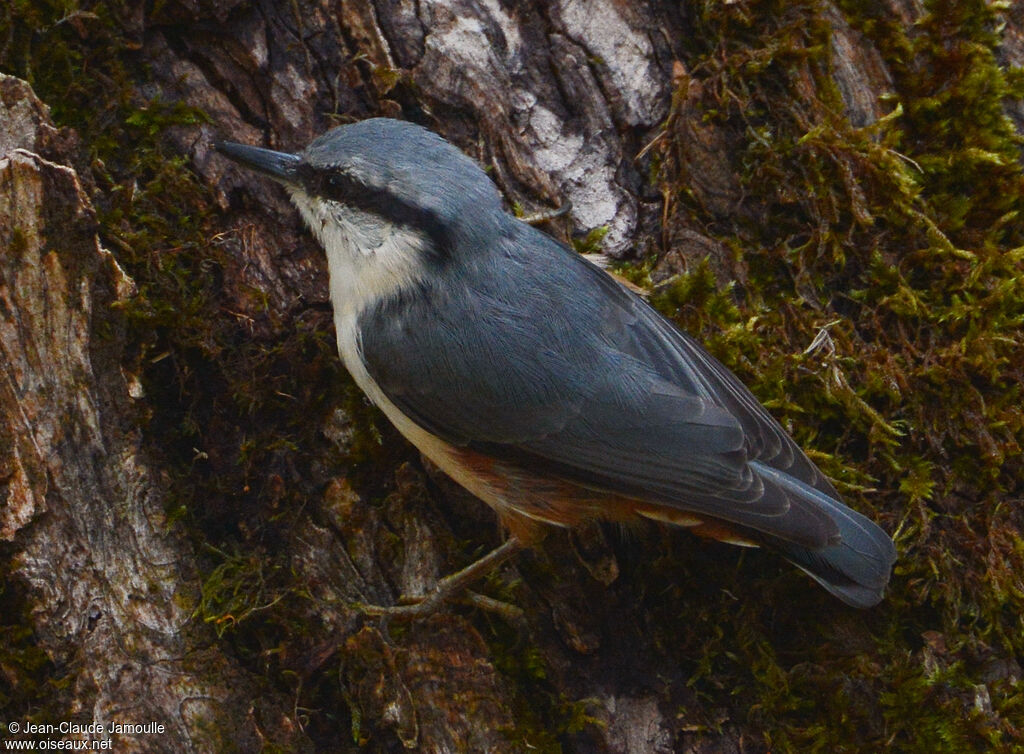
[358,210,895,606]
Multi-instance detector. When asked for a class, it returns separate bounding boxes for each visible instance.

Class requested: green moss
[194,545,292,638]
[4,0,1023,749]
[655,0,1024,749]
[1,1,394,743]
[0,571,68,727]
[8,227,30,256]
[480,571,603,751]
[487,633,569,752]
[571,224,611,254]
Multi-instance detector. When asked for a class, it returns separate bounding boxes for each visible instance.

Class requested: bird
[216,118,896,613]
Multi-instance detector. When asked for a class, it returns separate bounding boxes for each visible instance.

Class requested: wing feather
[358,222,844,546]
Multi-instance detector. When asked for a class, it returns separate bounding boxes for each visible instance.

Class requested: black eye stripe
[298,164,452,259]
[323,172,360,198]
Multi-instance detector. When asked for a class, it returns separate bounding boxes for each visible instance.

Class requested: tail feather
[750,461,896,608]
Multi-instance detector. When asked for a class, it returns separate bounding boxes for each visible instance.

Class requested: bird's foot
[353,536,525,622]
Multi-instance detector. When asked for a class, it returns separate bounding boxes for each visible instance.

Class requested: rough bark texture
[0,75,309,752]
[2,1,1023,752]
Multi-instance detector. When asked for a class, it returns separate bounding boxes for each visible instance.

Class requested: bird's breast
[333,309,521,514]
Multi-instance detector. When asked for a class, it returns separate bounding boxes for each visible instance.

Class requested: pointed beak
[215,141,301,184]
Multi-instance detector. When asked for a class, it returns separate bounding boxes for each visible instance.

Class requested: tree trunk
[2,1,1022,752]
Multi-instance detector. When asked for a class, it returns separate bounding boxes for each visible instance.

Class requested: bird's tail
[750,461,896,608]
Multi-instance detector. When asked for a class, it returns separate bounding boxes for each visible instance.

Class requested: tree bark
[0,74,310,752]
[2,1,1023,752]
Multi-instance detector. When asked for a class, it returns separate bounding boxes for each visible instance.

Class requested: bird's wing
[358,224,838,547]
[606,265,843,500]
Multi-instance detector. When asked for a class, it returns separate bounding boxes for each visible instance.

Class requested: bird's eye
[324,173,350,198]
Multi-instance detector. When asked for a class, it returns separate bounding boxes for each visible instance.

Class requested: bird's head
[217,118,503,265]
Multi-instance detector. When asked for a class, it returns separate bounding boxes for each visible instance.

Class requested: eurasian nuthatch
[217,118,896,610]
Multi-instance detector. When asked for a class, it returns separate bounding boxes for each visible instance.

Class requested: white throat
[288,188,428,377]
[284,187,488,504]
[289,189,428,316]
[286,185,527,518]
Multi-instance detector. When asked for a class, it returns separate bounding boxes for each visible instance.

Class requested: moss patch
[0,572,68,728]
[4,0,1023,750]
[0,0,393,740]
[650,0,1024,749]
